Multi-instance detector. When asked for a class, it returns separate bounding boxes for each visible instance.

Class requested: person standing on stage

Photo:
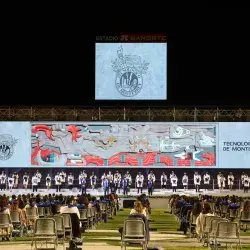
[148,177,154,196]
[32,173,38,192]
[107,171,113,192]
[12,172,19,188]
[0,171,7,191]
[148,171,156,191]
[121,176,128,195]
[136,172,144,194]
[203,172,210,191]
[36,170,42,189]
[241,172,247,190]
[80,174,87,195]
[102,176,109,196]
[8,175,14,192]
[90,172,97,190]
[161,172,167,190]
[114,171,121,193]
[46,174,52,190]
[23,172,29,190]
[170,173,178,193]
[217,172,225,191]
[182,173,188,191]
[82,170,87,179]
[78,171,84,191]
[55,172,62,193]
[243,174,249,193]
[194,172,201,193]
[170,171,175,180]
[124,171,132,193]
[60,170,67,189]
[228,172,234,191]
[68,173,74,190]
[101,172,107,181]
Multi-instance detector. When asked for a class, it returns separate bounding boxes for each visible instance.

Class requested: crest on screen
[111,46,149,97]
[0,134,18,161]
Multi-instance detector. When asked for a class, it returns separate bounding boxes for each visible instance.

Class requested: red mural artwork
[31,123,216,167]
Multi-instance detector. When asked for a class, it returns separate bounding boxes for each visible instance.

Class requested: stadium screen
[95,43,167,100]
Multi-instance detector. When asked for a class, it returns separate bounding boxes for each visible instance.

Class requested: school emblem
[111,46,149,97]
[0,134,18,161]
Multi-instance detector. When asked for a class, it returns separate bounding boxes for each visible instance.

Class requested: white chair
[53,216,65,249]
[189,212,198,238]
[207,218,228,248]
[60,214,72,240]
[10,211,24,237]
[214,221,241,249]
[87,208,93,229]
[239,211,250,231]
[37,207,45,218]
[202,215,218,246]
[0,214,13,239]
[228,209,239,221]
[79,209,88,229]
[25,207,39,233]
[121,218,147,250]
[31,218,57,250]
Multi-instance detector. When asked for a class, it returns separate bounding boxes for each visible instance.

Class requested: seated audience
[60,197,80,218]
[0,199,11,240]
[9,200,26,225]
[130,200,147,218]
[196,203,214,240]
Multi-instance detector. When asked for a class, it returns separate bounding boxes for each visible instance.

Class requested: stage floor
[0,188,249,197]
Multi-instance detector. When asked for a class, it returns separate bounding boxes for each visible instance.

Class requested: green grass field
[0,208,249,250]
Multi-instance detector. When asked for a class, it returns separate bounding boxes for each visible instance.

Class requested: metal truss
[0,107,249,122]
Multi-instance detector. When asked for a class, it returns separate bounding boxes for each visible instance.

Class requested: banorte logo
[96,34,167,42]
[120,34,167,42]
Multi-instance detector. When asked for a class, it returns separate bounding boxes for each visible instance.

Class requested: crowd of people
[0,169,249,194]
[0,192,119,241]
[169,194,250,238]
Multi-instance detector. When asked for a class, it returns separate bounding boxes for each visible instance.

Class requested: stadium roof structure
[0,107,249,122]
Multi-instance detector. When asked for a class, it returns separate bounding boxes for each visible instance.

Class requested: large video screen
[0,122,30,167]
[95,43,167,100]
[31,122,216,168]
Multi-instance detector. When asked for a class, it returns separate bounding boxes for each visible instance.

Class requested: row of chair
[172,203,250,249]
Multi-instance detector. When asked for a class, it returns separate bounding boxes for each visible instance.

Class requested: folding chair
[239,211,250,231]
[60,214,72,240]
[38,207,45,218]
[121,218,147,250]
[207,218,228,248]
[202,215,218,246]
[53,215,65,249]
[0,214,13,239]
[10,211,24,238]
[79,209,88,229]
[31,218,57,250]
[214,221,241,249]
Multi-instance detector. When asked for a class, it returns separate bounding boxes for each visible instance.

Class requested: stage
[1,188,249,197]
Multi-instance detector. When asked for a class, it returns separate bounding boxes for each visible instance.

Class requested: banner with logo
[95,43,167,100]
[218,122,250,168]
[1,121,249,168]
[30,122,217,168]
[0,122,30,167]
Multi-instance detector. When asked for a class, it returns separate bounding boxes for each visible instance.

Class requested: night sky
[2,15,250,108]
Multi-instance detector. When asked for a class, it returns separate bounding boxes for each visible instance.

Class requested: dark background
[2,13,250,107]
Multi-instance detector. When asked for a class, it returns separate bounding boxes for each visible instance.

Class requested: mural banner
[0,122,30,167]
[30,122,217,168]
